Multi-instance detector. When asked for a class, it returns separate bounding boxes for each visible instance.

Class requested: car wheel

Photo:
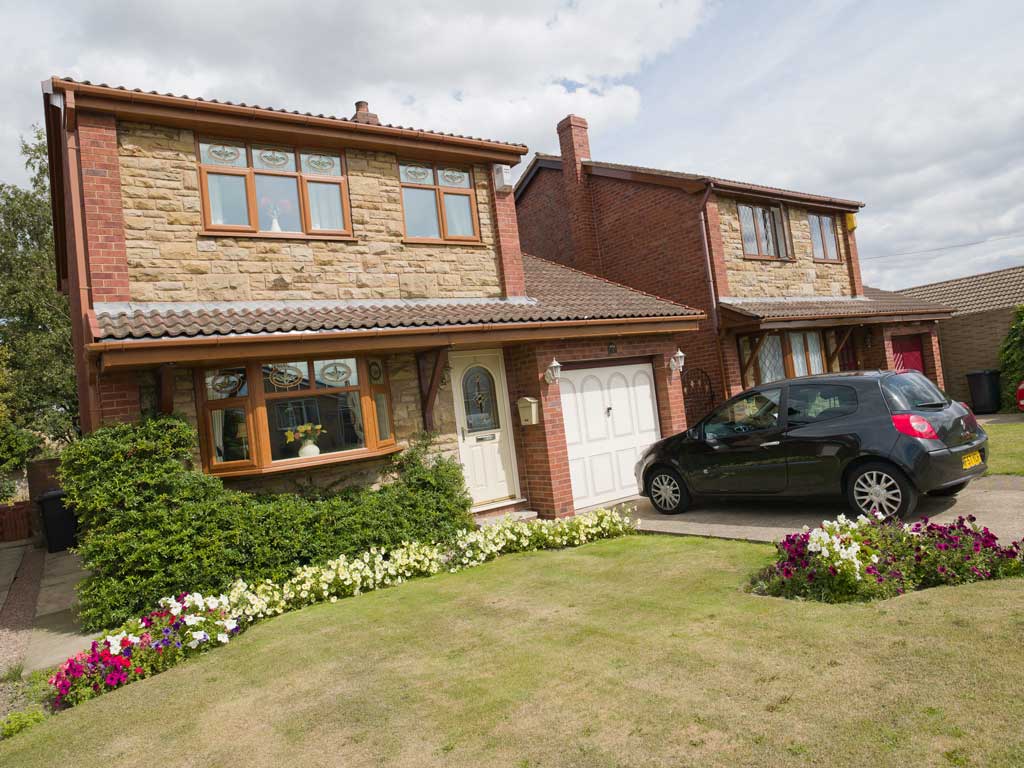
[846,462,918,519]
[646,467,690,514]
[930,481,969,497]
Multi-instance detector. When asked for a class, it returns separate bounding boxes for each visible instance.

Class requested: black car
[635,370,987,518]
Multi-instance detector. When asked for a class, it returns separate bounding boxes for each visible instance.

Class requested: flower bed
[46,510,634,713]
[751,513,1023,602]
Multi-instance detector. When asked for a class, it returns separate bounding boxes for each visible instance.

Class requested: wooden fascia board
[89,317,703,370]
[70,93,526,166]
[756,312,951,330]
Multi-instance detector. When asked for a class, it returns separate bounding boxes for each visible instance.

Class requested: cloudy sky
[1,0,1022,289]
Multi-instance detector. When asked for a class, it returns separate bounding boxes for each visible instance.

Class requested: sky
[0,0,1022,290]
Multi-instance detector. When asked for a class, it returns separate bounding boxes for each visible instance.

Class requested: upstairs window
[809,213,841,261]
[737,203,789,259]
[198,140,352,237]
[399,162,479,242]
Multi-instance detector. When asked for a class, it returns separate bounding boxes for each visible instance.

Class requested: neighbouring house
[899,265,1024,402]
[41,78,707,518]
[514,115,955,424]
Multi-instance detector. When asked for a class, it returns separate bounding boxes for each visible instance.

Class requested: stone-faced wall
[116,122,503,302]
[717,197,852,298]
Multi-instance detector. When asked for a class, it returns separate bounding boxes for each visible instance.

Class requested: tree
[0,128,77,442]
[998,305,1024,411]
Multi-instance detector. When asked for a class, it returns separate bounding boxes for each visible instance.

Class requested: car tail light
[960,402,979,431]
[892,414,939,439]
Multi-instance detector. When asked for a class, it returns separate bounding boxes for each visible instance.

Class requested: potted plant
[285,423,324,457]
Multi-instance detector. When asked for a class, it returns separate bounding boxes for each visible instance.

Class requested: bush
[1,708,46,739]
[60,417,473,631]
[750,513,1023,602]
[998,305,1024,411]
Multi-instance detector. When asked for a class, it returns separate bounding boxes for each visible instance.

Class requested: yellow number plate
[962,451,982,470]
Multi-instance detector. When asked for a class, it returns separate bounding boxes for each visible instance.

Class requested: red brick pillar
[720,332,745,397]
[922,326,945,389]
[97,372,141,425]
[491,177,526,297]
[556,115,601,274]
[844,219,864,297]
[653,346,688,435]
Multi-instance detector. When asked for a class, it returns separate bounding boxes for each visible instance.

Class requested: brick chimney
[351,100,380,125]
[556,115,600,274]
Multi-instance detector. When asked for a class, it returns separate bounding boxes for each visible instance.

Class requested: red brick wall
[516,168,575,266]
[935,308,1015,401]
[504,335,689,518]
[859,322,946,390]
[491,182,526,296]
[556,115,601,274]
[77,113,129,302]
[97,372,141,425]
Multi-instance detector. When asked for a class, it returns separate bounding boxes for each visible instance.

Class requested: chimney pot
[351,100,380,126]
[355,100,368,113]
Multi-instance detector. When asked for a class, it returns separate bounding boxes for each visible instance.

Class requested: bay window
[196,356,395,475]
[808,213,841,261]
[399,162,479,242]
[737,203,789,259]
[198,139,352,237]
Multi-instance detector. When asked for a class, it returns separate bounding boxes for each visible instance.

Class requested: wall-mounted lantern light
[544,358,562,384]
[669,349,686,373]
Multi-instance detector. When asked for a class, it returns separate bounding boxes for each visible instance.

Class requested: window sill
[812,258,845,265]
[209,443,402,478]
[741,254,792,262]
[402,237,487,247]
[200,230,357,243]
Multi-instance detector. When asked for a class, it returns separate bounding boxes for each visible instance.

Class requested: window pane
[739,205,758,255]
[313,358,358,388]
[205,366,248,400]
[462,366,500,432]
[255,174,302,232]
[210,408,250,463]
[437,167,471,188]
[739,336,755,388]
[789,384,858,425]
[807,332,824,374]
[200,140,247,168]
[374,392,392,441]
[300,151,343,176]
[443,193,475,237]
[772,208,787,258]
[399,163,434,185]
[823,216,839,260]
[758,335,785,383]
[251,146,296,172]
[263,361,310,393]
[760,207,778,256]
[207,173,249,226]
[809,214,826,260]
[267,393,365,460]
[307,182,345,231]
[705,388,781,438]
[789,332,809,377]
[402,187,441,238]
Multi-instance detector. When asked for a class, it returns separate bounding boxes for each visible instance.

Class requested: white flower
[183,614,203,626]
[217,633,230,644]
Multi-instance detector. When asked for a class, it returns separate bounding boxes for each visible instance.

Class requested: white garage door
[560,363,661,509]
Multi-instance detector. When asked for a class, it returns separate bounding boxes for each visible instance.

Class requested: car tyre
[846,461,918,519]
[646,467,690,514]
[929,481,969,497]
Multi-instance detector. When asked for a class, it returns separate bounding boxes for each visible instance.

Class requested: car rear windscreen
[881,372,949,411]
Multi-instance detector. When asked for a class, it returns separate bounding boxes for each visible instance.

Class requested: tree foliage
[0,127,76,441]
[998,305,1024,411]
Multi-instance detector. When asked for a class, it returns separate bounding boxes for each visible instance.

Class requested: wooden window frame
[194,356,397,478]
[808,212,842,263]
[737,329,827,386]
[197,138,354,239]
[398,161,481,244]
[737,202,791,261]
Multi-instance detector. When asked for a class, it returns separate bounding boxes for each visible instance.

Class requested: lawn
[985,421,1024,475]
[3,536,1024,767]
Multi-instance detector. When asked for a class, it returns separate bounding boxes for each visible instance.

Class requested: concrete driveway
[629,474,1024,544]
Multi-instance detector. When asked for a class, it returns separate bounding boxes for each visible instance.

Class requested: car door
[783,383,861,495]
[687,387,788,494]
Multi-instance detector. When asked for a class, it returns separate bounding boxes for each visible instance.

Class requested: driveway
[629,474,1024,544]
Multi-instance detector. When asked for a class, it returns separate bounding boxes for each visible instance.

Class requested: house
[899,265,1024,402]
[40,78,707,519]
[515,115,954,424]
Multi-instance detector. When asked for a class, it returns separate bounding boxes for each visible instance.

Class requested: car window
[788,384,858,425]
[881,372,948,411]
[705,388,782,438]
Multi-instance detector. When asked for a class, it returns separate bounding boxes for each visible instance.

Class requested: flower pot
[298,439,321,458]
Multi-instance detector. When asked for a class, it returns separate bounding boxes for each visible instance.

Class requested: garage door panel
[568,457,588,499]
[588,454,616,496]
[633,369,658,433]
[581,376,608,442]
[560,378,583,446]
[608,372,635,438]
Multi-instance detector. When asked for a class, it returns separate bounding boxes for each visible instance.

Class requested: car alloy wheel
[650,472,682,511]
[852,469,902,517]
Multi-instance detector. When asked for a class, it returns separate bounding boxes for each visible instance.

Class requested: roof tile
[719,287,953,322]
[897,265,1024,316]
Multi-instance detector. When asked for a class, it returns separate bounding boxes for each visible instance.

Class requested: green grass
[3,536,1024,766]
[985,422,1024,475]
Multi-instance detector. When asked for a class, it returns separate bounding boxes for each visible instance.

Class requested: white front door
[560,362,661,509]
[451,350,518,507]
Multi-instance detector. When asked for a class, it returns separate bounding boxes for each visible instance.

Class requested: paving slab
[21,551,93,673]
[0,545,27,612]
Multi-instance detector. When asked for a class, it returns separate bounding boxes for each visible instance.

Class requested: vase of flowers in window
[285,423,324,458]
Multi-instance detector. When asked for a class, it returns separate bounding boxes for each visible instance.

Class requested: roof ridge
[897,263,1024,293]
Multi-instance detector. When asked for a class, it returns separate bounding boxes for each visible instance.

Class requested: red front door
[892,335,924,373]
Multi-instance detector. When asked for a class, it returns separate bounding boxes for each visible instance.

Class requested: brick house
[515,115,954,424]
[41,78,706,519]
[899,265,1024,403]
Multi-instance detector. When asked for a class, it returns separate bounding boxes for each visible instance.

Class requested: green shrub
[61,417,473,631]
[1,708,46,739]
[998,305,1024,411]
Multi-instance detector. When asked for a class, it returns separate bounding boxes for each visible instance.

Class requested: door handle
[760,441,781,448]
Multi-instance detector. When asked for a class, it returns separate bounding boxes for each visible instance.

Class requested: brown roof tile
[719,287,954,323]
[897,265,1024,316]
[94,254,702,341]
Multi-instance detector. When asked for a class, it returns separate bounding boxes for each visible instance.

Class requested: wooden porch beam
[827,327,854,369]
[741,333,768,381]
[416,348,449,432]
[157,364,176,414]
